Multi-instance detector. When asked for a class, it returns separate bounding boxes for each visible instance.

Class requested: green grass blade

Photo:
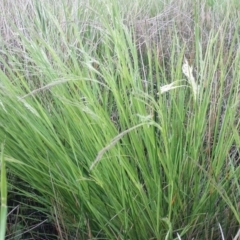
[0,143,7,240]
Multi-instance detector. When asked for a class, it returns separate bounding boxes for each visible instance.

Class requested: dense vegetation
[0,0,240,239]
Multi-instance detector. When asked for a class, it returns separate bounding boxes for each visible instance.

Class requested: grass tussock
[0,0,240,239]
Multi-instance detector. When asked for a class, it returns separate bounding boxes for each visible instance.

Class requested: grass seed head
[182,57,199,101]
[158,81,186,95]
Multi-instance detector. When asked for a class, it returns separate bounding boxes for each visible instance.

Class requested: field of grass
[0,0,240,239]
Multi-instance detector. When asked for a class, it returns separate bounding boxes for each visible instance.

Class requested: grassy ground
[0,0,240,239]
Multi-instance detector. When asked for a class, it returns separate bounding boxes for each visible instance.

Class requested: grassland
[0,0,240,239]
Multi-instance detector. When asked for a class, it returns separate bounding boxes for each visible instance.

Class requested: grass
[0,143,7,240]
[0,0,240,239]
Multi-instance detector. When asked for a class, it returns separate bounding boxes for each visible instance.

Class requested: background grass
[0,0,240,239]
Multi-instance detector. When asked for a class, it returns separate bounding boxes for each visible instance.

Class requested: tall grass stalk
[0,143,7,240]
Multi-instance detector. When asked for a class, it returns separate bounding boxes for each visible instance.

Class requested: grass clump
[0,0,240,239]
